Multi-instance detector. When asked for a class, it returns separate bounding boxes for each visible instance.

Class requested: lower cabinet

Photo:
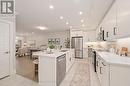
[96,54,130,86]
[96,55,109,86]
[66,49,75,73]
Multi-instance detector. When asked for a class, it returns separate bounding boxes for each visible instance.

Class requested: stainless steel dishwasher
[57,54,66,86]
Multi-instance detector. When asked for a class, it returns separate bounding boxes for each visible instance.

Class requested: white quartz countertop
[33,51,66,58]
[33,48,74,58]
[96,51,130,66]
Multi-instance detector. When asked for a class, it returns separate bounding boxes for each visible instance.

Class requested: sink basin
[60,50,68,52]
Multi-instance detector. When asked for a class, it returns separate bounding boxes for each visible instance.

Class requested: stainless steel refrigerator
[71,36,83,59]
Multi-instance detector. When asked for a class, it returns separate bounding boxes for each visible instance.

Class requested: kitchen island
[33,49,75,86]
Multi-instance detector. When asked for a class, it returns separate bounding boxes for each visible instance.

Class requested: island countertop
[33,51,66,58]
[33,48,74,58]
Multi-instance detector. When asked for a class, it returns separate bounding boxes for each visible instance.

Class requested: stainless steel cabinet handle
[96,61,99,66]
[102,62,106,66]
[100,67,103,74]
[106,32,109,38]
[5,52,9,54]
[113,27,117,35]
[70,58,71,61]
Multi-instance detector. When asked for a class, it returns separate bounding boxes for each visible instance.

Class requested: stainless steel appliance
[57,54,66,86]
[71,36,83,59]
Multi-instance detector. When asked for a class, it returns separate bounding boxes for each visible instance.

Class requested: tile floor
[61,59,90,86]
[0,58,100,86]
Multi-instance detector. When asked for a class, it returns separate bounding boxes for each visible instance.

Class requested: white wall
[16,31,70,48]
[83,30,96,48]
[116,37,130,52]
[46,31,70,48]
[26,34,48,47]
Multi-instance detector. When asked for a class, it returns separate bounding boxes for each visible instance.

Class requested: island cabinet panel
[66,49,75,73]
[39,57,57,86]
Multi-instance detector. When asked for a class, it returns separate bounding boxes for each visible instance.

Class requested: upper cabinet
[70,30,83,37]
[96,0,130,41]
[117,0,130,38]
[97,1,117,41]
[103,1,117,40]
[83,31,96,42]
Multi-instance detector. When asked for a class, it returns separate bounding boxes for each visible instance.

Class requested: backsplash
[86,37,130,56]
[86,41,116,51]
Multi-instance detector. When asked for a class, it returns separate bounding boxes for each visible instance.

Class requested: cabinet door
[108,1,117,39]
[0,21,10,79]
[103,1,117,40]
[101,61,109,86]
[117,0,130,38]
[96,56,102,82]
[110,65,130,86]
[98,59,103,84]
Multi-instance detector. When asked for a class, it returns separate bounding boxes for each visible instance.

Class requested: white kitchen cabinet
[96,55,109,86]
[117,0,130,38]
[97,1,117,41]
[96,52,130,86]
[100,61,109,86]
[96,0,130,40]
[66,49,75,73]
[110,65,130,86]
[104,1,117,40]
[70,30,83,37]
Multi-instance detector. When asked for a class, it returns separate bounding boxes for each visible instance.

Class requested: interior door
[0,21,10,79]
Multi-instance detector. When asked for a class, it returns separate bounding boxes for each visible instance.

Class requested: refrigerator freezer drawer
[75,50,83,58]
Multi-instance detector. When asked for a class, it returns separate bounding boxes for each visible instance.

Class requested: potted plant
[48,44,55,53]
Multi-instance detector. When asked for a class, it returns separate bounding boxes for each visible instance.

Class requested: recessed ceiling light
[60,16,64,20]
[81,19,84,23]
[49,5,54,10]
[79,11,83,15]
[36,26,47,30]
[82,24,85,27]
[66,22,69,25]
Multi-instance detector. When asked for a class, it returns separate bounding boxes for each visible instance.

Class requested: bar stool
[33,59,39,75]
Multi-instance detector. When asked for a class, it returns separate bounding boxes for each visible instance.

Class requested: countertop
[96,51,130,66]
[33,51,66,58]
[33,48,74,58]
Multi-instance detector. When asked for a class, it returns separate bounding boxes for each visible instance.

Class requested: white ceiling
[16,0,114,34]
